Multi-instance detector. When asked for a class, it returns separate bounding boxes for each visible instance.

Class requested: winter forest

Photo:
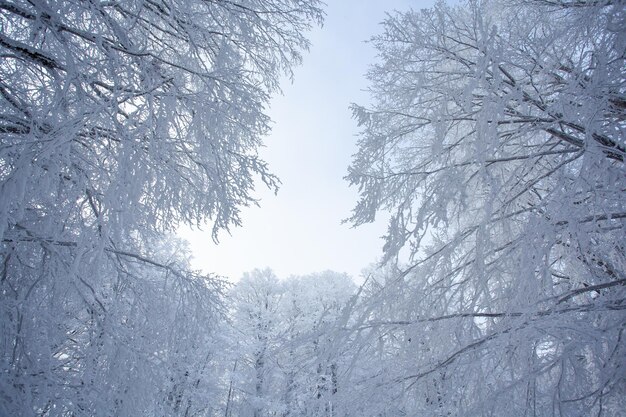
[0,0,624,416]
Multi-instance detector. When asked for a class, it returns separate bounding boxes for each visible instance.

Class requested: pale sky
[180,0,431,281]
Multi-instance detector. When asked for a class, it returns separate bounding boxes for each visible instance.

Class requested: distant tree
[229,268,285,417]
[0,0,323,414]
[346,0,625,415]
[280,271,355,417]
[227,270,355,417]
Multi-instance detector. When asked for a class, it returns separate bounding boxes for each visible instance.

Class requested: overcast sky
[180,0,431,281]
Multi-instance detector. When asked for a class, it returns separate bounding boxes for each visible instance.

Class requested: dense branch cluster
[0,1,322,415]
[343,0,625,415]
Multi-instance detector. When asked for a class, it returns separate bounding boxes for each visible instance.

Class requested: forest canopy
[1,0,624,416]
[0,0,324,415]
[345,0,625,415]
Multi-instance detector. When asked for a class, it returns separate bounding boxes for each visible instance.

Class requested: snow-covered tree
[0,234,229,416]
[226,269,355,417]
[280,271,355,417]
[346,0,625,415]
[228,268,285,417]
[0,0,323,414]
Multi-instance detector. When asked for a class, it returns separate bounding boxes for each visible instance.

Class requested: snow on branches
[0,1,322,415]
[346,0,625,415]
